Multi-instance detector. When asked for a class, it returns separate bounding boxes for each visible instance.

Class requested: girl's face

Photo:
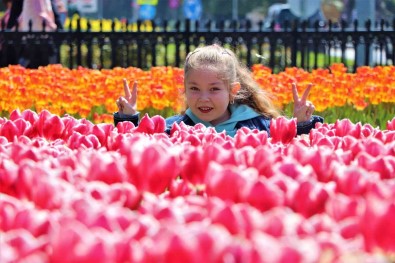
[185,68,232,126]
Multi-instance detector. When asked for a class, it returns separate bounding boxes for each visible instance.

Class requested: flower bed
[1,109,395,262]
[0,64,394,129]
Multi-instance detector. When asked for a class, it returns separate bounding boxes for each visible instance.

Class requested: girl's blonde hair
[184,44,281,118]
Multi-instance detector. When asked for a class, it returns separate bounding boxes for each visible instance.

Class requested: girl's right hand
[116,78,138,115]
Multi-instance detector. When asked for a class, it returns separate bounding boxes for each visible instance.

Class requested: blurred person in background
[6,0,60,68]
[0,0,12,27]
[51,0,67,29]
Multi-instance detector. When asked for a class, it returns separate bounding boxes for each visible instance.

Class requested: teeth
[200,107,212,110]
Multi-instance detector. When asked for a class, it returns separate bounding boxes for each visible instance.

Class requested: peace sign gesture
[116,78,138,115]
[292,83,315,123]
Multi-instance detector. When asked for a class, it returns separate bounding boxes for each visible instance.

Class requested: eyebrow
[186,81,223,85]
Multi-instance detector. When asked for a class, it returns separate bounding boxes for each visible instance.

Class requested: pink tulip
[86,154,128,184]
[0,120,19,141]
[0,135,8,144]
[209,204,243,236]
[67,132,100,149]
[356,152,395,180]
[49,220,116,263]
[145,228,202,263]
[270,117,297,144]
[184,133,202,146]
[382,131,395,144]
[361,196,395,253]
[334,119,362,138]
[108,183,142,210]
[9,109,22,120]
[252,232,305,263]
[124,143,179,194]
[387,116,395,130]
[21,109,39,125]
[92,123,114,148]
[33,110,52,137]
[168,178,195,197]
[134,114,166,134]
[234,127,268,148]
[72,118,94,135]
[362,137,387,157]
[325,194,362,221]
[205,162,250,202]
[15,118,30,136]
[241,179,284,212]
[288,181,331,218]
[1,159,19,196]
[116,119,136,133]
[339,217,360,239]
[59,115,79,139]
[169,121,182,136]
[361,123,380,138]
[42,115,65,141]
[3,229,48,262]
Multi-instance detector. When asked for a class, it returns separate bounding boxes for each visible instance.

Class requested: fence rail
[1,18,394,72]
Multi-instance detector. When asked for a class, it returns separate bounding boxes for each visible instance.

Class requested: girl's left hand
[292,83,315,123]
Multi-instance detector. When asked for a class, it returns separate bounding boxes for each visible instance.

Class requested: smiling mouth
[198,107,213,113]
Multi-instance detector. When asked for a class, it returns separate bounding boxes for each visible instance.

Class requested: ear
[231,82,241,95]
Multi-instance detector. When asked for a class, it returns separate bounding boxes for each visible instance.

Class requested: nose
[198,91,210,101]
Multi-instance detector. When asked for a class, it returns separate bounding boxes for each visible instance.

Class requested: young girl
[114,44,323,137]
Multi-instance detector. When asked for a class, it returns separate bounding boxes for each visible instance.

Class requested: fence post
[76,18,82,67]
[291,20,298,68]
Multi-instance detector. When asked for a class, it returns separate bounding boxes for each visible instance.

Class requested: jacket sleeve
[296,115,324,135]
[113,112,139,127]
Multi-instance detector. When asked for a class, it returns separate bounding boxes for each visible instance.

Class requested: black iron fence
[1,18,394,72]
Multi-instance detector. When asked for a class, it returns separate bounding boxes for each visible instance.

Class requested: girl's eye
[190,87,199,91]
[211,87,220,91]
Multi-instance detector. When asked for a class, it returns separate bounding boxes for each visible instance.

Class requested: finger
[119,97,129,106]
[116,97,124,110]
[301,83,313,102]
[292,83,299,102]
[306,104,315,117]
[123,78,132,99]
